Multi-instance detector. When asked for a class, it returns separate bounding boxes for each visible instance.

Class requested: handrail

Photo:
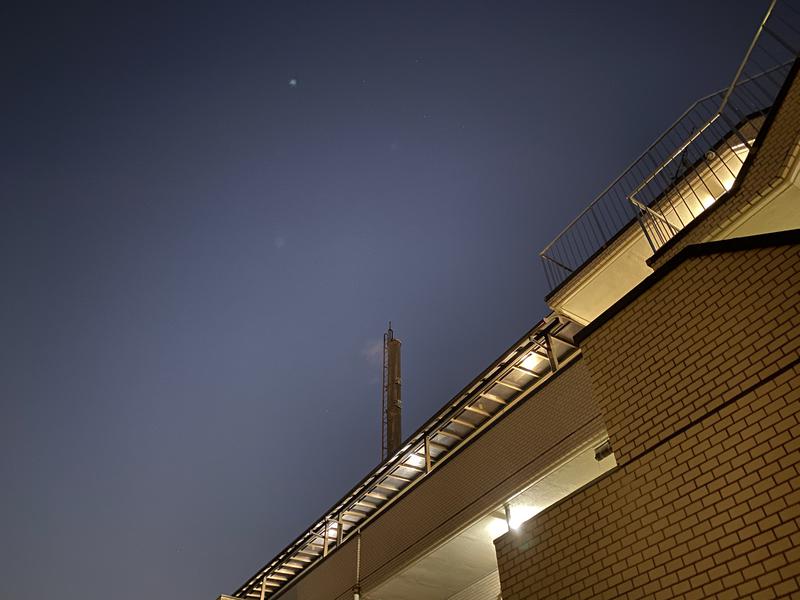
[538,87,727,259]
[539,59,791,261]
[628,116,719,200]
[630,0,780,209]
[720,0,779,114]
[540,0,799,293]
[232,315,581,599]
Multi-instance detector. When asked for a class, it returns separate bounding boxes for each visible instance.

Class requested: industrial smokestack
[382,324,402,460]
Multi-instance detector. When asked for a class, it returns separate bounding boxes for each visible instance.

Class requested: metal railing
[232,316,582,599]
[540,0,800,294]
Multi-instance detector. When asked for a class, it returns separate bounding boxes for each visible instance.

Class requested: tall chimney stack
[382,324,402,460]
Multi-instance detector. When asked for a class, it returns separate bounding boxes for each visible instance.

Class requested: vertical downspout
[353,531,362,600]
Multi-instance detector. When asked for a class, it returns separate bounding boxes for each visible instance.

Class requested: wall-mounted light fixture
[594,440,613,462]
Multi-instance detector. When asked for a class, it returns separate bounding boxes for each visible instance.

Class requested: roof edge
[574,228,800,346]
[645,56,800,267]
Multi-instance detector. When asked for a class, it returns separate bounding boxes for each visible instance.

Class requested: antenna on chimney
[381,323,402,461]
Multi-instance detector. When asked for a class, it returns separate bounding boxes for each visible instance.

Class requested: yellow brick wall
[585,243,800,466]
[495,362,799,599]
[494,240,800,599]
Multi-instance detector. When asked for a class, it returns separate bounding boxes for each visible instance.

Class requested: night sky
[1,2,767,599]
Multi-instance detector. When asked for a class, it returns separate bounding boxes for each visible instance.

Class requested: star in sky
[288,78,298,87]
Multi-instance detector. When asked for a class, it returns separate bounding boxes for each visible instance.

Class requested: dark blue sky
[1,2,766,599]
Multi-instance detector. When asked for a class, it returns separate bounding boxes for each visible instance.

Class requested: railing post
[544,333,559,372]
[424,436,432,473]
[322,520,330,557]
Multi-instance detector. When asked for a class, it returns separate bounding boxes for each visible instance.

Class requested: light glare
[508,504,542,530]
[520,353,543,371]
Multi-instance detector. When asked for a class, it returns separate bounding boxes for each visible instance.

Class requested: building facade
[220,4,800,599]
[496,229,800,598]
